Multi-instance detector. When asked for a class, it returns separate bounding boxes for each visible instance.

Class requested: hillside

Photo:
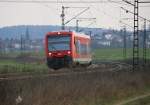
[0,25,105,39]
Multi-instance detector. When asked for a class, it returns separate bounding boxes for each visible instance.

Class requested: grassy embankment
[1,67,150,105]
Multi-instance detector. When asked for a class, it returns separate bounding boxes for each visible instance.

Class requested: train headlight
[67,51,71,54]
[49,52,52,56]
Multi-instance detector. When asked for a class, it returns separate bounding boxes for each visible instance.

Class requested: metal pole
[76,20,79,32]
[143,19,147,65]
[133,0,139,70]
[61,6,65,30]
[123,27,127,60]
[20,35,23,54]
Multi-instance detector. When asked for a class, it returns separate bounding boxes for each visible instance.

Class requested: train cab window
[48,35,70,51]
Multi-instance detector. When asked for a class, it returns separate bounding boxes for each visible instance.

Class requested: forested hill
[0,25,105,39]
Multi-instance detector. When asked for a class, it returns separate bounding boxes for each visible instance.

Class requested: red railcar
[45,31,92,69]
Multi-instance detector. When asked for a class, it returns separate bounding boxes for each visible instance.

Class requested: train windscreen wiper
[49,43,57,51]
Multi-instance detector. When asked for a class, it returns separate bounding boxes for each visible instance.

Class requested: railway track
[0,61,132,81]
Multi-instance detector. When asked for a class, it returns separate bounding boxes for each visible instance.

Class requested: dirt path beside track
[116,93,150,105]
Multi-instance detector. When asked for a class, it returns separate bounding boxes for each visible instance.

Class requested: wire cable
[0,0,123,4]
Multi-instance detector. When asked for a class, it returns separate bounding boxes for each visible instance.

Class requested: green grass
[0,51,48,73]
[0,50,45,58]
[0,48,150,73]
[1,48,150,60]
[0,59,49,74]
[93,48,150,60]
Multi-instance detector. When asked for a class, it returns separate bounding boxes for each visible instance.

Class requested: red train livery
[45,31,92,69]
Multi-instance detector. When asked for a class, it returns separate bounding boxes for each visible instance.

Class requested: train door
[75,39,81,55]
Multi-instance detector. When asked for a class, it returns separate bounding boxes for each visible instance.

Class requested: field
[1,48,150,60]
[0,48,150,73]
[93,48,150,60]
[0,48,150,105]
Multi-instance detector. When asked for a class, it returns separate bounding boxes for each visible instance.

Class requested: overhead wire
[0,0,149,29]
[77,2,97,28]
[37,3,60,16]
[0,0,123,4]
[93,2,122,29]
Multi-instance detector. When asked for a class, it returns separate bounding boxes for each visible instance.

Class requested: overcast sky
[0,0,150,30]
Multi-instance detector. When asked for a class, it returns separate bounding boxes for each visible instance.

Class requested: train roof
[73,32,90,39]
[46,30,90,39]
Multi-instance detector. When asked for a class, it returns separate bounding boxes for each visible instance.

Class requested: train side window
[80,44,87,55]
[87,42,91,54]
[75,40,81,54]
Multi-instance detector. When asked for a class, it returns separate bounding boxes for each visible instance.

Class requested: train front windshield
[48,35,70,51]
